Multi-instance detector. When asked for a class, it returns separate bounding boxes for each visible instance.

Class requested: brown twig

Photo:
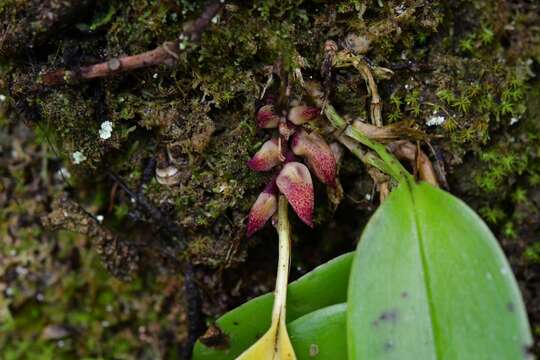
[40,1,224,86]
[108,172,204,358]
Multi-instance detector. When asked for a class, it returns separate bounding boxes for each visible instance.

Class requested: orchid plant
[195,85,534,360]
[246,101,336,236]
[194,39,533,360]
[236,96,338,360]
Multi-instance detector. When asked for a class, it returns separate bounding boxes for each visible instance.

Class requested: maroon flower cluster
[246,102,337,237]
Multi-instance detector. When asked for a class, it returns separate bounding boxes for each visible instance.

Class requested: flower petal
[247,181,278,237]
[257,104,280,128]
[276,162,314,227]
[247,138,280,172]
[291,129,336,186]
[288,105,320,125]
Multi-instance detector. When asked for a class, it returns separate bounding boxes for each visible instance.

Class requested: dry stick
[41,1,224,86]
[107,172,203,359]
[334,51,388,198]
[352,57,388,198]
[334,52,383,127]
[306,81,410,183]
[353,58,383,128]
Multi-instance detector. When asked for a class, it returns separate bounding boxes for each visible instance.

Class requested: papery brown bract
[278,121,296,141]
[246,180,278,237]
[288,105,320,125]
[276,162,314,227]
[247,138,281,172]
[291,129,336,186]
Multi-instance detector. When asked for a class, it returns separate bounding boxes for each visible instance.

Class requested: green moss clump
[4,0,540,282]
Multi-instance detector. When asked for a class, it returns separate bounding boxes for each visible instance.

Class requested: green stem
[272,195,291,325]
[324,104,412,183]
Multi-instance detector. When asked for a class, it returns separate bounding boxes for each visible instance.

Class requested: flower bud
[287,105,320,125]
[247,138,281,172]
[257,104,280,128]
[291,130,336,186]
[246,180,278,237]
[276,162,314,227]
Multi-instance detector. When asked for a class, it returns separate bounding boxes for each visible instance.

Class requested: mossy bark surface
[1,0,539,357]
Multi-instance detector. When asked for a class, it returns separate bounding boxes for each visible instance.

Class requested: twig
[305,81,410,181]
[183,261,204,360]
[108,171,186,249]
[40,1,224,86]
[333,50,384,127]
[108,172,204,358]
[330,44,394,200]
[138,157,157,193]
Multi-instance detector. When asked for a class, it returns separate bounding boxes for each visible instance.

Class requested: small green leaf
[193,252,353,360]
[348,182,533,359]
[289,303,347,360]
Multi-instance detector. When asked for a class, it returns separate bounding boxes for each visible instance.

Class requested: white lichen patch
[426,114,445,127]
[99,121,113,140]
[72,151,87,164]
[55,167,71,181]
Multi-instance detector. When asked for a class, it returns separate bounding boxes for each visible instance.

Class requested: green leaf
[348,182,533,359]
[193,252,353,360]
[289,303,347,360]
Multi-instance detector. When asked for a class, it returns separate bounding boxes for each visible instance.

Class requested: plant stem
[272,195,291,325]
[235,195,296,359]
[324,104,411,183]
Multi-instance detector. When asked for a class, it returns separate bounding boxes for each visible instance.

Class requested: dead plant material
[40,1,224,86]
[388,140,439,187]
[333,50,391,127]
[0,0,93,58]
[351,119,428,143]
[42,194,140,279]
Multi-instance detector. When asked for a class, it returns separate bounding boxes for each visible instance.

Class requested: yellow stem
[272,195,291,325]
[235,195,296,360]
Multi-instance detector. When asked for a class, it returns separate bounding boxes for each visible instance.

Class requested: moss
[524,243,540,264]
[36,90,104,168]
[2,0,538,265]
[2,0,540,355]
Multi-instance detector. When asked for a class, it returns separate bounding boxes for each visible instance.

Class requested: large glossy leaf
[289,303,347,360]
[194,252,353,360]
[348,181,533,360]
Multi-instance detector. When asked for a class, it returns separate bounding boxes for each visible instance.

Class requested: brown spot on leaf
[199,324,230,350]
[507,302,515,312]
[372,309,399,327]
[384,340,394,352]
